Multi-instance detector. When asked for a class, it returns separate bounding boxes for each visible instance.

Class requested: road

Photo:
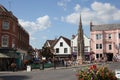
[0,62,120,80]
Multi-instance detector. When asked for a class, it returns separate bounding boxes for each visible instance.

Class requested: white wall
[71,34,90,52]
[54,38,71,55]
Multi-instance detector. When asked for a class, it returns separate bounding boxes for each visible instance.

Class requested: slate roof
[47,40,57,47]
[0,4,8,12]
[45,36,71,48]
[91,24,120,31]
[61,36,71,46]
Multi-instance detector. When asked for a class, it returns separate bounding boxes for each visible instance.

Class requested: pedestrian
[53,58,57,69]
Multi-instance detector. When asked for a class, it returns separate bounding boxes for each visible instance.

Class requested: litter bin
[40,62,44,70]
[27,65,32,72]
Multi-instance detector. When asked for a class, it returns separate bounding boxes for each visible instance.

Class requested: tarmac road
[0,62,120,80]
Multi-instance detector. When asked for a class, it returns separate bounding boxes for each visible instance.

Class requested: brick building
[0,4,29,70]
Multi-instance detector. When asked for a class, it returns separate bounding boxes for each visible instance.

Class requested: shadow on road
[0,75,30,80]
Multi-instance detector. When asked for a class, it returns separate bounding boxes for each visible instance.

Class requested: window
[119,33,120,39]
[96,34,102,40]
[73,47,77,52]
[1,35,9,47]
[109,44,112,50]
[100,54,102,58]
[108,34,112,39]
[60,42,63,47]
[96,53,102,59]
[84,47,88,52]
[96,54,99,58]
[2,21,9,29]
[64,48,68,53]
[96,44,102,49]
[56,48,59,53]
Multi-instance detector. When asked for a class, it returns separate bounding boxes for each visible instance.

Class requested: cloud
[19,15,51,32]
[57,0,71,11]
[19,15,51,48]
[62,2,120,25]
[74,4,81,12]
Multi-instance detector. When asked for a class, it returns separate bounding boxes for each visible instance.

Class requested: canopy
[0,52,19,58]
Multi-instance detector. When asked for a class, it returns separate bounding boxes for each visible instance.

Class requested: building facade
[43,36,71,59]
[54,36,71,58]
[71,34,90,61]
[0,4,29,70]
[90,22,120,61]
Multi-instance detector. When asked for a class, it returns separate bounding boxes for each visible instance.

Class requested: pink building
[90,22,120,61]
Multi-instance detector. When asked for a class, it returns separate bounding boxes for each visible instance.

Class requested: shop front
[0,48,19,71]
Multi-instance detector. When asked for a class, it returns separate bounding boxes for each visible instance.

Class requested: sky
[0,0,120,49]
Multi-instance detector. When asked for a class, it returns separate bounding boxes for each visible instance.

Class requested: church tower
[77,15,84,64]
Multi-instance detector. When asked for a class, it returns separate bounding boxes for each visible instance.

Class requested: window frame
[2,21,9,30]
[60,42,63,47]
[64,48,68,53]
[1,35,9,47]
[56,48,59,53]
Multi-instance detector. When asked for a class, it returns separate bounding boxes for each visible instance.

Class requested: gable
[54,36,70,48]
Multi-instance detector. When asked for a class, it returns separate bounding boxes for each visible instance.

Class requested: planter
[76,65,117,80]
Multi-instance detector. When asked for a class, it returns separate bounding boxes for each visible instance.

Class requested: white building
[71,34,90,61]
[54,36,71,58]
[43,36,71,59]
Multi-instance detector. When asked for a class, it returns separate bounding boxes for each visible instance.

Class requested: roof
[91,24,120,31]
[61,36,71,46]
[47,39,57,47]
[53,36,70,47]
[0,4,8,12]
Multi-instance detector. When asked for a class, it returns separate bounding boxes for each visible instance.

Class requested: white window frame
[108,44,112,50]
[1,35,9,47]
[2,21,9,30]
[56,48,59,53]
[96,44,102,49]
[108,34,112,39]
[96,34,102,40]
[64,48,68,53]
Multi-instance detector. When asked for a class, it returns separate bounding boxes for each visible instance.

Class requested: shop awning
[0,53,9,58]
[0,52,19,58]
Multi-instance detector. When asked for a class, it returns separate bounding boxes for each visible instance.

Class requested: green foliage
[76,65,117,80]
[42,47,54,59]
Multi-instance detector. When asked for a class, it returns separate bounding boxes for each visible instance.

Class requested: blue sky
[0,0,120,49]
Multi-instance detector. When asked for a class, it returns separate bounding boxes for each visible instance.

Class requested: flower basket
[11,63,16,68]
[76,65,117,80]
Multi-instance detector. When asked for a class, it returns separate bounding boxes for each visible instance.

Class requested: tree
[41,47,54,60]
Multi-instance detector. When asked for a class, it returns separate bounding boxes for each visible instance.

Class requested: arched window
[1,35,9,47]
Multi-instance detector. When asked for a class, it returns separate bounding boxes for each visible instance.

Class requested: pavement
[0,62,113,73]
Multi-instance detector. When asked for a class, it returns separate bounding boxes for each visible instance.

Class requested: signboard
[27,65,31,72]
[42,57,46,60]
[115,70,120,78]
